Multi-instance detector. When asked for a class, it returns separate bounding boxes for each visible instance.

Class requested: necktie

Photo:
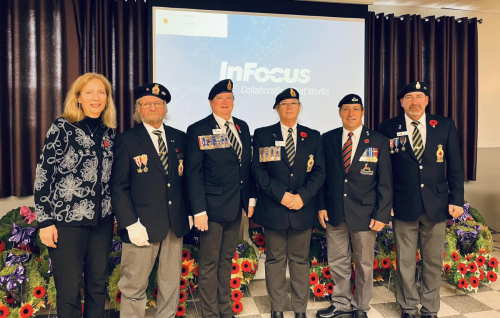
[342,132,354,173]
[153,130,168,173]
[411,121,424,163]
[225,121,242,160]
[286,128,295,166]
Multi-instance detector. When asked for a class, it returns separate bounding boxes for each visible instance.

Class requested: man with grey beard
[111,83,191,318]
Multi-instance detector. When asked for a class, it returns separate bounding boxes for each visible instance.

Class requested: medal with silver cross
[394,137,400,153]
[400,136,407,151]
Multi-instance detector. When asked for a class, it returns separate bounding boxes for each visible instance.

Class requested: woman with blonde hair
[34,73,117,317]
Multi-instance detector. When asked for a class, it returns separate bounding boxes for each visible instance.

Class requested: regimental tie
[411,121,424,163]
[342,132,354,173]
[153,130,168,173]
[286,128,295,166]
[225,121,242,160]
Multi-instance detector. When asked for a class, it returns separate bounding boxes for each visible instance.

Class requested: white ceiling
[300,0,500,13]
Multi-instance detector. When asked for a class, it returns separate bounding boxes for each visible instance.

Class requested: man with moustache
[378,82,464,318]
[185,79,255,318]
[111,83,191,318]
[316,94,392,318]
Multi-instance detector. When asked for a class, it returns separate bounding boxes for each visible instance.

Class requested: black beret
[338,94,363,108]
[208,79,234,100]
[134,83,171,103]
[397,81,429,100]
[273,88,300,109]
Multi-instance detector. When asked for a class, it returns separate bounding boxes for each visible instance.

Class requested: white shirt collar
[280,121,297,134]
[405,113,426,127]
[343,124,363,139]
[213,112,234,128]
[143,122,165,135]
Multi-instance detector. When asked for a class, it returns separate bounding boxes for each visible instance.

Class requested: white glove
[126,218,150,246]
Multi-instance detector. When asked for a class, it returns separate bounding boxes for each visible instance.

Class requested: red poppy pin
[364,139,369,144]
[104,141,109,148]
[300,132,307,138]
[430,119,438,128]
[235,124,241,132]
[175,148,180,153]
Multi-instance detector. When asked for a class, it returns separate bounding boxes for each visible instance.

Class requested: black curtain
[366,12,478,181]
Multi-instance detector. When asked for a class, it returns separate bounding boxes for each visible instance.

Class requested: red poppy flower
[479,247,486,254]
[444,264,451,274]
[234,252,239,260]
[5,293,14,304]
[180,278,187,289]
[476,255,487,267]
[153,287,158,299]
[470,276,480,288]
[0,305,9,318]
[311,260,319,266]
[235,124,241,132]
[20,304,33,318]
[232,301,243,314]
[479,269,485,280]
[322,267,332,279]
[465,254,474,261]
[115,291,122,303]
[255,235,265,246]
[176,148,180,153]
[187,282,195,294]
[314,284,325,297]
[351,284,356,295]
[309,272,319,285]
[373,259,379,269]
[326,282,334,294]
[375,268,384,273]
[458,278,468,289]
[364,139,369,143]
[416,251,420,263]
[300,132,307,138]
[487,271,498,282]
[0,241,5,254]
[451,251,460,262]
[231,263,240,274]
[489,257,498,268]
[104,141,109,148]
[393,244,396,252]
[182,250,191,261]
[241,260,252,272]
[250,268,257,275]
[468,262,478,273]
[457,263,467,275]
[231,290,242,302]
[230,277,241,289]
[351,271,355,280]
[34,286,46,298]
[443,251,446,259]
[176,304,186,316]
[429,120,438,127]
[194,266,199,277]
[82,303,84,314]
[381,258,391,269]
[179,291,186,303]
[181,265,189,277]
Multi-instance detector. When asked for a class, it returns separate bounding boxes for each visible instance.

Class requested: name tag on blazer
[275,141,286,147]
[259,146,281,162]
[198,134,230,150]
[359,147,378,163]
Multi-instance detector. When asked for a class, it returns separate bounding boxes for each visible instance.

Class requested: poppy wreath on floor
[249,228,266,255]
[230,239,258,315]
[309,264,334,299]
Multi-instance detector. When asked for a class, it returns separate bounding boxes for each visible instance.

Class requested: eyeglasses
[138,101,164,109]
[279,101,300,107]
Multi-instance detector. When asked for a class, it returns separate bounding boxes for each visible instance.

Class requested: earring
[78,102,82,108]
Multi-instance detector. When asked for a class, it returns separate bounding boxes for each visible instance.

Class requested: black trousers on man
[49,219,114,318]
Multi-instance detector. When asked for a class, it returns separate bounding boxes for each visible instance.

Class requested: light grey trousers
[327,222,376,312]
[119,230,183,318]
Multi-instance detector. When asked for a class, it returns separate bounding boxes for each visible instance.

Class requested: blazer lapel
[422,114,436,163]
[292,125,307,172]
[272,122,291,168]
[332,129,345,175]
[164,125,177,178]
[136,124,168,179]
[397,115,418,163]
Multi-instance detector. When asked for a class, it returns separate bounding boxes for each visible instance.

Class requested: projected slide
[153,8,364,133]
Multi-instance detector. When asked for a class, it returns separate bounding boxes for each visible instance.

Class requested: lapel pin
[430,119,438,128]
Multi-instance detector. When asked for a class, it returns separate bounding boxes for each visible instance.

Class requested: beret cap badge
[290,88,296,97]
[227,80,232,91]
[416,82,421,89]
[352,97,358,102]
[152,84,160,95]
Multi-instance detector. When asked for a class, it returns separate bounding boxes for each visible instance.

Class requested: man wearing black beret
[316,94,392,318]
[252,88,326,318]
[186,79,256,318]
[378,81,464,318]
[111,83,191,318]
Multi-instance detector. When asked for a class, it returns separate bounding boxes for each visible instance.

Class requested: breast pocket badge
[134,154,148,173]
[436,144,444,163]
[259,146,281,162]
[198,134,230,150]
[178,159,184,176]
[306,155,314,172]
[360,163,374,176]
[359,148,378,163]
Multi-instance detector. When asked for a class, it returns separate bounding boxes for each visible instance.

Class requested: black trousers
[199,211,242,318]
[49,219,114,318]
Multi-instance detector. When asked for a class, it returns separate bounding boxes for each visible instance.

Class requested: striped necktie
[225,121,242,160]
[411,121,424,163]
[153,130,168,173]
[286,128,295,166]
[342,132,354,173]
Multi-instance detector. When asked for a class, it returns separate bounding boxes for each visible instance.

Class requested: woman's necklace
[86,124,99,137]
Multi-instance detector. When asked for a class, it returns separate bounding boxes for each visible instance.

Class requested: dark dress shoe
[401,314,416,318]
[316,305,353,318]
[421,316,438,318]
[353,310,367,318]
[295,313,306,318]
[271,311,284,318]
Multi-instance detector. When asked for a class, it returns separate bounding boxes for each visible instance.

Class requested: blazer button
[169,201,172,205]
[421,184,424,188]
[291,174,294,177]
[419,165,423,169]
[240,164,242,167]
[345,179,348,183]
[344,194,347,197]
[168,183,171,187]
[241,181,243,184]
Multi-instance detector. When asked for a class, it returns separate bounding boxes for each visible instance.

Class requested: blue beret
[274,88,300,109]
[134,83,171,103]
[208,79,234,100]
[397,81,429,100]
[338,94,363,108]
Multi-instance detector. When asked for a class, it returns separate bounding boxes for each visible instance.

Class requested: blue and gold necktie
[411,121,424,163]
